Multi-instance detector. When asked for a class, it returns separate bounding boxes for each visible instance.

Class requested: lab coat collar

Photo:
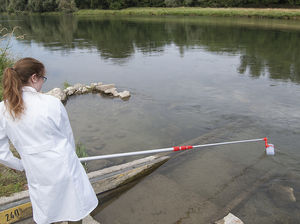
[22,86,37,93]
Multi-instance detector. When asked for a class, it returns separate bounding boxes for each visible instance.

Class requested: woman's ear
[31,74,39,83]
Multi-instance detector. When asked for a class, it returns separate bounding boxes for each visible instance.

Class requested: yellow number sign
[0,202,32,224]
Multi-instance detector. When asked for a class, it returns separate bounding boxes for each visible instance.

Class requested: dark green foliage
[7,0,27,12]
[0,0,8,12]
[42,0,58,11]
[56,0,77,12]
[288,0,300,5]
[164,0,181,7]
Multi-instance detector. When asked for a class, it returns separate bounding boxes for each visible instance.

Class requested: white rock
[73,83,84,91]
[215,213,244,224]
[96,84,115,92]
[119,90,131,99]
[104,88,117,94]
[112,90,119,97]
[82,86,89,94]
[90,83,98,90]
[104,88,119,97]
[66,86,76,96]
[46,88,67,102]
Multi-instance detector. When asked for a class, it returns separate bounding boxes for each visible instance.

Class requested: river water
[1,15,300,223]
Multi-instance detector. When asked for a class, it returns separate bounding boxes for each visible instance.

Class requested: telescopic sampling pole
[79,137,275,162]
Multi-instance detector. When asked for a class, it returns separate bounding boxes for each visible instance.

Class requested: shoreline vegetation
[73,7,300,20]
[3,7,300,20]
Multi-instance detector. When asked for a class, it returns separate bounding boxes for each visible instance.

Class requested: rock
[95,84,115,92]
[90,83,97,90]
[101,86,120,97]
[65,86,76,96]
[73,83,85,91]
[46,88,67,102]
[63,88,68,94]
[119,90,131,99]
[104,88,117,95]
[112,90,119,97]
[269,184,297,205]
[82,86,89,94]
[215,213,244,224]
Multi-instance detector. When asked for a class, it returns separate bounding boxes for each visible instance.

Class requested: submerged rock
[46,88,67,102]
[215,213,244,224]
[269,184,297,206]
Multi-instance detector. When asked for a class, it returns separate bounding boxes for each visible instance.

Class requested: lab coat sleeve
[0,119,24,171]
[58,100,76,151]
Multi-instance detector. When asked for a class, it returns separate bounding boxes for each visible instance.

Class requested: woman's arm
[0,120,24,171]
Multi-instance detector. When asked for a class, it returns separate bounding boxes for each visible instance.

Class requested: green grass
[76,142,88,171]
[0,145,27,197]
[74,7,300,20]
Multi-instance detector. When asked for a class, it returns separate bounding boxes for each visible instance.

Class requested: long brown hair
[2,57,45,120]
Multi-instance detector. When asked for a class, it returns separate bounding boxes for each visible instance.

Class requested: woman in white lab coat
[0,58,98,224]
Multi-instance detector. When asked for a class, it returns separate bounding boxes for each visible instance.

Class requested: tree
[56,0,77,12]
[42,0,58,11]
[7,0,27,12]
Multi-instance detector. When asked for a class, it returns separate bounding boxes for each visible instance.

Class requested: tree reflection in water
[3,15,300,83]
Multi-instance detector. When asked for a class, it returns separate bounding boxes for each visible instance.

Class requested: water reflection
[2,15,300,83]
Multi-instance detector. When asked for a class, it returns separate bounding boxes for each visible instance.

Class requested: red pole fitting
[180,146,187,150]
[173,146,180,151]
[264,137,269,148]
[174,145,194,151]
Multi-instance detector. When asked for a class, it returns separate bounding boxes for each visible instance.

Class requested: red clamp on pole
[173,146,180,151]
[264,137,269,148]
[180,146,187,150]
[174,145,193,151]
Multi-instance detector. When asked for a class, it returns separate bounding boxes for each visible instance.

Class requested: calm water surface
[1,15,300,223]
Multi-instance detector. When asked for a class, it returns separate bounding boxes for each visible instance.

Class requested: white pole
[79,138,265,162]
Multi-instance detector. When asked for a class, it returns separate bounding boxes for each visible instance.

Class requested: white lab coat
[0,86,98,224]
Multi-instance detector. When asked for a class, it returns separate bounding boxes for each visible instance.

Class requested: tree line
[0,0,299,12]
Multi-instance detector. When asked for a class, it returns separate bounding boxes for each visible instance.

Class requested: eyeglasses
[40,76,47,83]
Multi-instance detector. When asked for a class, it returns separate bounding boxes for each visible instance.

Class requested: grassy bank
[74,7,300,20]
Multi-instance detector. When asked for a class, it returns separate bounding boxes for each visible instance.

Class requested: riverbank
[74,7,300,20]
